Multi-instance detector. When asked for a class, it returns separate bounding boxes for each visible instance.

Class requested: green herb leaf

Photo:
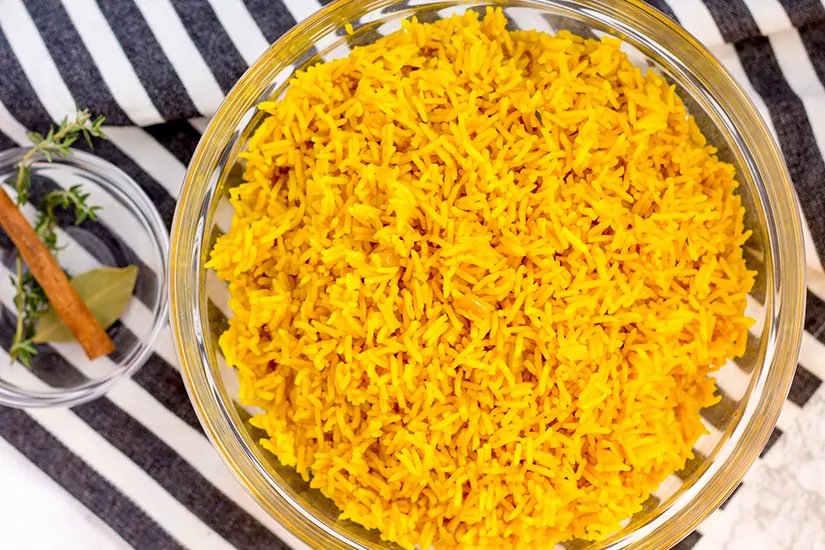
[15,168,31,205]
[10,338,36,368]
[33,265,138,343]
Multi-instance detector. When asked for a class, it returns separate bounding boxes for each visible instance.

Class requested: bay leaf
[33,265,139,344]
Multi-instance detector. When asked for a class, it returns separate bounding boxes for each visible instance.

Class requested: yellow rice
[208,9,755,549]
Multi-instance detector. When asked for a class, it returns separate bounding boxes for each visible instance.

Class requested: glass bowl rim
[0,146,170,409]
[169,0,806,548]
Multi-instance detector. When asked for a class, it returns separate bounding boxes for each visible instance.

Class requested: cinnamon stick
[0,186,114,360]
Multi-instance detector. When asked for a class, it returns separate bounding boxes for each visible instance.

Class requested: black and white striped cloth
[0,1,823,549]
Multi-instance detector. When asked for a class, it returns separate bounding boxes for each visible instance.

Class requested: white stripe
[775,399,800,431]
[0,438,130,550]
[189,117,211,134]
[203,0,270,65]
[693,535,717,550]
[0,101,29,144]
[695,418,724,456]
[58,0,163,126]
[206,270,233,320]
[714,361,751,401]
[652,474,683,500]
[742,0,794,37]
[132,0,225,116]
[0,0,76,122]
[506,6,554,33]
[744,296,766,336]
[0,356,236,550]
[214,196,234,234]
[281,0,323,23]
[104,126,187,197]
[664,0,725,48]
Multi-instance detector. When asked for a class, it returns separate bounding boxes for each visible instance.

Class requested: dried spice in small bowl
[0,110,137,366]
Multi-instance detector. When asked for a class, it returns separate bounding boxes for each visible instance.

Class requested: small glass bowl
[0,148,169,408]
[171,1,805,549]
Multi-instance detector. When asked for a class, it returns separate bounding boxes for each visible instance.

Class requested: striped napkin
[0,1,823,549]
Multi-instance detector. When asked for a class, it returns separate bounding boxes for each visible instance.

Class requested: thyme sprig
[6,110,106,366]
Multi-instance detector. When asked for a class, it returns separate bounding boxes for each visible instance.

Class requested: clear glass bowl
[169,1,805,548]
[0,148,169,408]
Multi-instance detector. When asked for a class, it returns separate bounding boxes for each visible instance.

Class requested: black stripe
[406,4,443,25]
[760,426,784,458]
[0,307,285,550]
[168,0,250,94]
[719,482,743,509]
[536,13,597,40]
[805,290,825,343]
[702,0,761,43]
[704,0,825,263]
[72,398,290,550]
[144,120,202,167]
[643,0,678,22]
[778,0,825,30]
[0,130,17,151]
[383,0,412,14]
[0,29,54,131]
[732,329,761,373]
[241,0,298,44]
[0,407,183,550]
[337,20,386,48]
[743,245,767,305]
[22,0,132,126]
[95,0,199,121]
[791,16,825,93]
[787,363,822,406]
[676,449,706,480]
[71,138,177,230]
[637,493,661,515]
[701,388,739,431]
[673,530,702,550]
